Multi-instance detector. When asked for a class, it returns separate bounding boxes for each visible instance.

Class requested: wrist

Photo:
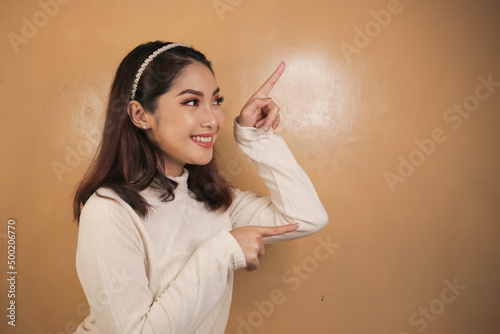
[236,115,255,128]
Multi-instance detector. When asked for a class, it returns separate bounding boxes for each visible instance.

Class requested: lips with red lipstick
[190,133,214,148]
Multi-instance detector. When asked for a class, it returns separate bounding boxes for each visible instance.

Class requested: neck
[164,165,185,178]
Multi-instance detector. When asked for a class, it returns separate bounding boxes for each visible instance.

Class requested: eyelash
[182,96,224,107]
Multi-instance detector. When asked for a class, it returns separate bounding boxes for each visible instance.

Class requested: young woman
[73,41,328,334]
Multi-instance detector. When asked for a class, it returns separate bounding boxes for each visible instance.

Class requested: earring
[142,125,147,129]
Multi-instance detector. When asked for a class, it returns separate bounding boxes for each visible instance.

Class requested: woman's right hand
[230,223,299,271]
[237,61,285,130]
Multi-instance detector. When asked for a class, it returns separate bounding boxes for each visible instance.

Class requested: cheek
[217,111,226,129]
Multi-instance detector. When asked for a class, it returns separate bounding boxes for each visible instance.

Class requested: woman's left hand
[237,61,285,131]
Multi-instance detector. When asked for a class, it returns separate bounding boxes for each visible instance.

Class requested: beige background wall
[1,0,499,333]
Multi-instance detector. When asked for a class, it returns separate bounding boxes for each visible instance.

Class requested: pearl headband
[130,42,188,100]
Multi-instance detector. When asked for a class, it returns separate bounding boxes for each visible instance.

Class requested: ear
[127,100,152,130]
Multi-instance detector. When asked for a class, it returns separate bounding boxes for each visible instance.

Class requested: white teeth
[191,136,212,143]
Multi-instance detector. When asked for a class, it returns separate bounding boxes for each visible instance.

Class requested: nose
[200,104,217,130]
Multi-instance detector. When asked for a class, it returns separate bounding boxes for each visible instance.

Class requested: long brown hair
[73,41,234,223]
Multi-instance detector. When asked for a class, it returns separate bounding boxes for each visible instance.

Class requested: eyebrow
[176,87,220,97]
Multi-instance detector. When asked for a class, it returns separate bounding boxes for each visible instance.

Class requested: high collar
[165,167,189,189]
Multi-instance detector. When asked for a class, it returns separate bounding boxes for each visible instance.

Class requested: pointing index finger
[259,223,299,237]
[253,61,286,98]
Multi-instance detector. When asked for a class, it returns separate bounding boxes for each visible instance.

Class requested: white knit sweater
[74,116,329,334]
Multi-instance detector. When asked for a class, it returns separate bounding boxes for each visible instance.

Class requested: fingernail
[293,223,300,228]
[264,126,269,131]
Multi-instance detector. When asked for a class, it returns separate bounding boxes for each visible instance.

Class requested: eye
[214,96,224,106]
[182,98,199,106]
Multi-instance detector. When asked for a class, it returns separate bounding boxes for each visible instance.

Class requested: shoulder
[79,187,138,230]
[77,188,146,255]
[82,187,125,214]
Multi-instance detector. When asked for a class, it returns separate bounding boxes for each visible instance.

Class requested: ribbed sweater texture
[74,116,329,334]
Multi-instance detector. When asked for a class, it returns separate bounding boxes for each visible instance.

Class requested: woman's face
[146,61,225,177]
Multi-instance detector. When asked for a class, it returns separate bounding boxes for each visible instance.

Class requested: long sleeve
[75,192,246,334]
[228,116,329,244]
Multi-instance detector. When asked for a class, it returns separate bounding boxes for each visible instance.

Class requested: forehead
[172,62,217,92]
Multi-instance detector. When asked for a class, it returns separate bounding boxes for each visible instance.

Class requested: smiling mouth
[190,136,212,143]
[190,135,214,148]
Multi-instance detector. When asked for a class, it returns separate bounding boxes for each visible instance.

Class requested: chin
[191,156,213,166]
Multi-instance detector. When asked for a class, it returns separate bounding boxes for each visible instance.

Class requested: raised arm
[229,116,329,244]
[75,193,246,334]
[228,62,329,245]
